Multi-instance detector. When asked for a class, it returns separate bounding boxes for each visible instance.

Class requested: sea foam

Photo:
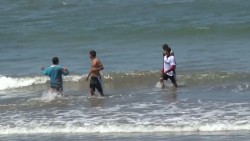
[1,123,250,135]
[0,75,84,90]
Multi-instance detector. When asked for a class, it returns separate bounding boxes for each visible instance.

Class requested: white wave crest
[0,75,48,90]
[64,75,85,82]
[1,123,250,135]
[0,75,86,90]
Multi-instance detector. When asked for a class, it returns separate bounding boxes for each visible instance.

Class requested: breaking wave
[0,71,249,90]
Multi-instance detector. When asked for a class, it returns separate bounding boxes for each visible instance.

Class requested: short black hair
[89,50,96,57]
[162,44,171,53]
[52,57,59,65]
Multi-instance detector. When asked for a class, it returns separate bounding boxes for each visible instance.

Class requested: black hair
[162,44,171,53]
[89,50,96,57]
[52,57,59,65]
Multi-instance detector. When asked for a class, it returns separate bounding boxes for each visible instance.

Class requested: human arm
[85,62,94,82]
[85,70,91,81]
[161,68,164,74]
[62,67,69,75]
[164,65,176,73]
[41,66,49,76]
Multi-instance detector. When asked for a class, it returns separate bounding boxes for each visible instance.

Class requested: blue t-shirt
[42,65,69,87]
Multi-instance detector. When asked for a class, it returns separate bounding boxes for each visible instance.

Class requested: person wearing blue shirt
[41,57,69,95]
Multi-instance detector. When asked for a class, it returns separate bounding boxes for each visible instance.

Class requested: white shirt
[164,55,176,76]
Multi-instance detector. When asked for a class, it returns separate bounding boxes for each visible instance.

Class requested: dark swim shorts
[162,73,177,84]
[89,76,103,93]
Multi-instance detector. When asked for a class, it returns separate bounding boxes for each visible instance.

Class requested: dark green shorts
[90,77,103,93]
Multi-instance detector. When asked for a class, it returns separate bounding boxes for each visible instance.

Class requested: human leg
[89,77,96,96]
[169,76,178,87]
[96,77,104,96]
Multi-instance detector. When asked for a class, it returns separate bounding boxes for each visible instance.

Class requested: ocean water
[1,0,250,140]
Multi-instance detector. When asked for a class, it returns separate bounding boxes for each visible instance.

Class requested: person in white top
[160,44,178,88]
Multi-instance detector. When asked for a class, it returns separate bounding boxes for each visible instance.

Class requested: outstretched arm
[62,67,69,75]
[41,66,49,76]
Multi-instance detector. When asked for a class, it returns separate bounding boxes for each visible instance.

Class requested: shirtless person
[86,50,104,96]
